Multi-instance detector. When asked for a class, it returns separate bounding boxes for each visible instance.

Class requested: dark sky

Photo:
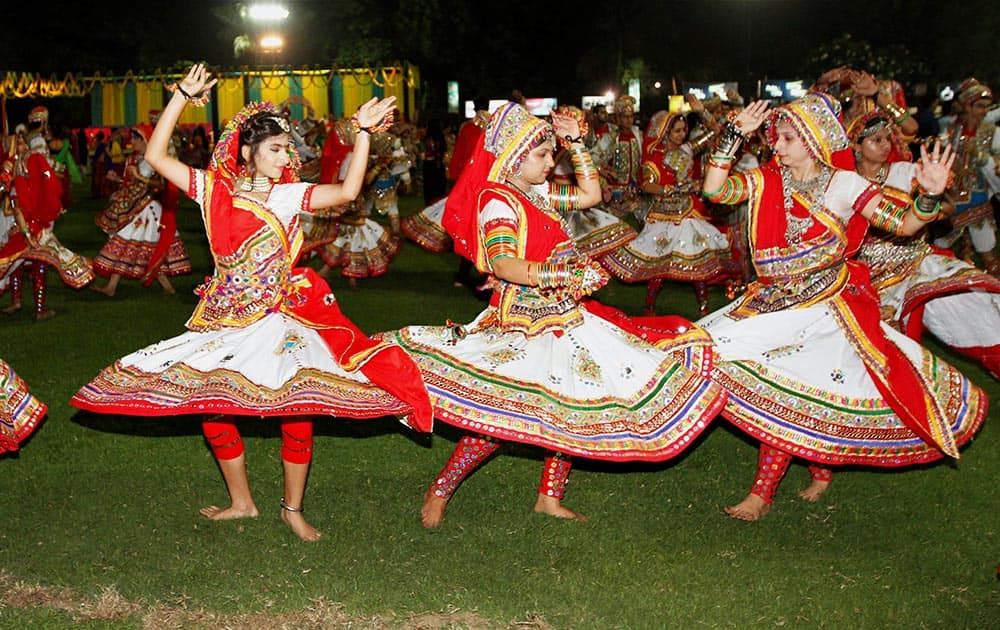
[2,1,997,111]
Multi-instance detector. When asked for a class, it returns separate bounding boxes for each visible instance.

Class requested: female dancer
[72,64,432,541]
[850,110,1000,378]
[601,108,731,316]
[92,127,191,296]
[699,93,986,521]
[3,130,93,319]
[383,102,726,527]
[1,359,47,454]
[313,132,403,285]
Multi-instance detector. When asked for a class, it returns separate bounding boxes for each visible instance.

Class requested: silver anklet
[280,498,303,513]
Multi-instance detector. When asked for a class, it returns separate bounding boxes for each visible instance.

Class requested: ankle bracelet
[280,498,303,513]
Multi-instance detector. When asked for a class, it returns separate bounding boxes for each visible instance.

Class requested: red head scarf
[442,102,552,265]
[766,92,854,170]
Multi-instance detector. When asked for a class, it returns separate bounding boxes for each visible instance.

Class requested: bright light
[653,81,662,89]
[260,34,284,52]
[247,3,289,22]
[604,91,615,102]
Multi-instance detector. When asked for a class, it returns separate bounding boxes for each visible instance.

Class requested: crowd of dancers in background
[2,63,998,537]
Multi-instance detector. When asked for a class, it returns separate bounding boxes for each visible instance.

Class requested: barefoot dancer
[699,93,986,521]
[384,102,726,527]
[72,64,432,541]
[92,127,191,296]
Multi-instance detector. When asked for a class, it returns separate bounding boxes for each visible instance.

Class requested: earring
[239,165,253,191]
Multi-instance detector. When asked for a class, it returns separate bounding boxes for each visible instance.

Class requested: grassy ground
[1,183,999,628]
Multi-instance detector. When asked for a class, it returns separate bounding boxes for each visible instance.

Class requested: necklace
[506,178,548,208]
[505,178,571,232]
[781,164,832,245]
[241,175,273,193]
[859,163,887,185]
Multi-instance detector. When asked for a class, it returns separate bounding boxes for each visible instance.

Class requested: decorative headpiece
[766,92,850,167]
[482,101,552,182]
[956,77,993,105]
[846,110,891,144]
[131,127,148,143]
[27,106,48,124]
[644,110,686,152]
[613,95,636,116]
[443,102,553,263]
[210,101,301,187]
[208,102,302,228]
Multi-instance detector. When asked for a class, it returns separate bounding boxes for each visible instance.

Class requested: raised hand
[732,100,770,135]
[355,96,397,131]
[914,141,956,196]
[551,106,587,146]
[178,63,217,98]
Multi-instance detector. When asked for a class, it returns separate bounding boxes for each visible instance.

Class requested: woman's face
[772,121,813,170]
[857,128,892,166]
[666,118,687,148]
[247,133,292,178]
[131,135,146,154]
[516,139,556,185]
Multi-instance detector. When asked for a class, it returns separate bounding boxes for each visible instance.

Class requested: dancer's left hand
[914,141,956,196]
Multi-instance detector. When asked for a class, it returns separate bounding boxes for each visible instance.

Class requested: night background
[3,2,1000,628]
[2,0,998,124]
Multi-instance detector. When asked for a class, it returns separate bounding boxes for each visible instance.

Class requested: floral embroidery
[830,368,845,384]
[573,347,602,382]
[484,346,525,368]
[275,331,305,355]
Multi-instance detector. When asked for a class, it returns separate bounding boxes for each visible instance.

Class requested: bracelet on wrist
[912,194,942,221]
[351,110,395,135]
[166,83,210,107]
[715,121,746,158]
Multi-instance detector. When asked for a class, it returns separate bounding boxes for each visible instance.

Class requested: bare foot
[724,494,770,522]
[533,494,589,522]
[92,284,115,297]
[798,480,830,502]
[2,302,22,314]
[421,487,447,529]
[199,503,260,520]
[35,309,56,321]
[280,508,322,542]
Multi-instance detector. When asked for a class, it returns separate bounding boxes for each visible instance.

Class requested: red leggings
[7,261,48,315]
[750,444,833,504]
[428,434,574,500]
[202,415,313,464]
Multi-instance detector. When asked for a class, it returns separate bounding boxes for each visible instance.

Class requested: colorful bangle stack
[551,184,579,213]
[912,194,942,221]
[569,146,598,181]
[534,262,572,289]
[706,154,735,171]
[167,83,210,107]
[869,197,909,234]
[351,109,395,135]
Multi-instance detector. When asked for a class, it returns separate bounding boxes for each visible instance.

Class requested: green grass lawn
[1,183,999,628]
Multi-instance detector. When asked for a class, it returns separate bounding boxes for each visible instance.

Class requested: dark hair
[473,96,490,112]
[237,111,289,166]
